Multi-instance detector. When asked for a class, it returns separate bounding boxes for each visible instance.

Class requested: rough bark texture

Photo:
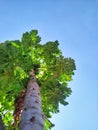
[0,116,6,130]
[19,76,44,130]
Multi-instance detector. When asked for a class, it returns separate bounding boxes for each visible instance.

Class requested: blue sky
[0,0,97,130]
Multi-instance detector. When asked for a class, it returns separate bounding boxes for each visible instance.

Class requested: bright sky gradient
[0,0,97,130]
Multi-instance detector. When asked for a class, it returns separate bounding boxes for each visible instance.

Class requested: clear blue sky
[0,0,97,130]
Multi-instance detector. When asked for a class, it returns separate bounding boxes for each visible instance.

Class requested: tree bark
[0,116,6,130]
[19,76,44,130]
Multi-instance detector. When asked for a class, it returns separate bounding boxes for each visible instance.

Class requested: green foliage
[0,30,76,130]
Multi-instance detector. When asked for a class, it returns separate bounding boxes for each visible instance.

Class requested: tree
[0,30,76,130]
[0,116,6,130]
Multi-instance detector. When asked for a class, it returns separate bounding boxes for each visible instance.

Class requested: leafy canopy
[0,30,76,130]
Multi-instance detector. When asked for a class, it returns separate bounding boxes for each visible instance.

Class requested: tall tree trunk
[0,116,6,130]
[19,74,44,130]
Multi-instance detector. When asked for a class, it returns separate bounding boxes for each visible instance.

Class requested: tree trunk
[19,76,44,130]
[0,116,6,130]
